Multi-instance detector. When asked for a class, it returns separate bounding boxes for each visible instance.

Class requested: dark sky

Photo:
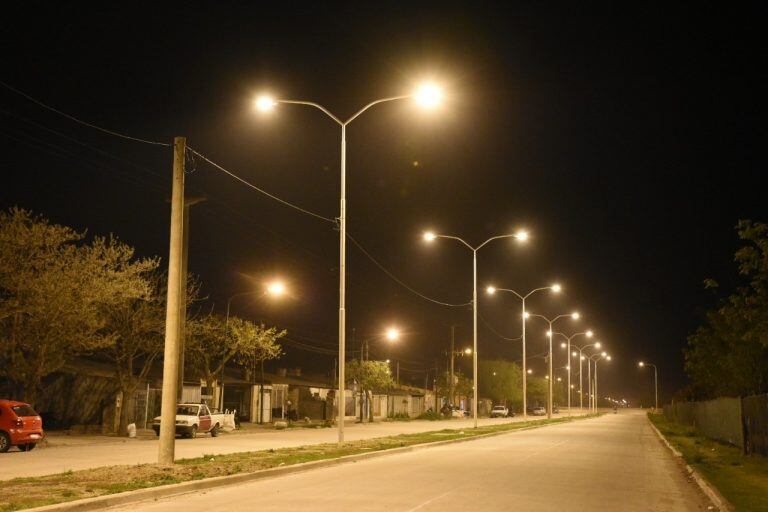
[1,4,764,404]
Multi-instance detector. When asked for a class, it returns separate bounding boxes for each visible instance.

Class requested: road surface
[1,413,580,479]
[113,410,711,512]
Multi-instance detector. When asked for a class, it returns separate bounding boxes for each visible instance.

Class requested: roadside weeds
[0,414,599,511]
[648,413,768,512]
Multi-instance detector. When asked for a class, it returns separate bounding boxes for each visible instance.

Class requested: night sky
[1,4,763,404]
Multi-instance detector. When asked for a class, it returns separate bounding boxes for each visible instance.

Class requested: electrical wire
[478,311,522,342]
[346,233,473,308]
[188,147,336,224]
[0,80,171,147]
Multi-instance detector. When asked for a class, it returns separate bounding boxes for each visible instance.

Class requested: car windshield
[493,406,505,410]
[177,405,200,416]
[11,405,38,417]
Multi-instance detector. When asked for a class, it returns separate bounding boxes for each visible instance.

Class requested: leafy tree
[185,314,284,397]
[478,359,522,410]
[346,360,394,421]
[684,220,768,398]
[0,208,156,404]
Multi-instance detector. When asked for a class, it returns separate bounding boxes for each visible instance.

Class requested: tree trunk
[117,383,138,436]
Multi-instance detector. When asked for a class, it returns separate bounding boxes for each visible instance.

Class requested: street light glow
[527,369,533,374]
[594,342,602,348]
[515,230,529,241]
[423,231,437,242]
[571,312,580,320]
[464,347,472,355]
[414,83,442,108]
[523,311,530,319]
[255,95,277,112]
[638,361,645,367]
[601,351,607,357]
[607,355,612,361]
[386,327,400,341]
[586,330,594,337]
[560,342,567,348]
[486,285,496,295]
[572,350,578,357]
[546,330,553,337]
[266,280,286,296]
[551,283,562,293]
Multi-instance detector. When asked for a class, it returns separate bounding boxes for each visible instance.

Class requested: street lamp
[554,330,593,415]
[527,312,580,418]
[588,352,611,412]
[485,284,560,418]
[638,361,659,410]
[424,230,528,427]
[258,85,443,444]
[226,279,288,323]
[571,340,601,412]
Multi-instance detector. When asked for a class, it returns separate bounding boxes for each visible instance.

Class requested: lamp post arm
[344,95,410,125]
[524,286,554,299]
[278,100,344,125]
[496,288,524,301]
[476,233,516,251]
[436,234,475,252]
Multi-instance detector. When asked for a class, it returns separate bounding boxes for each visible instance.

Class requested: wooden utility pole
[158,136,186,465]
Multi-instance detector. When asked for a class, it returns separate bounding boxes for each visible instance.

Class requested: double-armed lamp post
[423,231,529,427]
[526,312,580,418]
[485,284,561,418]
[255,83,443,444]
[588,352,611,411]
[570,340,601,411]
[556,330,593,415]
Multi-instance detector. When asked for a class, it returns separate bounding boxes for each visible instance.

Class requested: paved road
[1,413,582,480]
[113,410,711,512]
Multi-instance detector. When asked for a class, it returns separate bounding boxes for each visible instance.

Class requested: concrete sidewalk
[1,412,587,480]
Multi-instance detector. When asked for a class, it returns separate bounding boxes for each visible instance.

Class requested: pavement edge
[23,416,593,512]
[646,414,734,512]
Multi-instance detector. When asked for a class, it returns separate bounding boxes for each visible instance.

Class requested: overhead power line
[0,80,171,147]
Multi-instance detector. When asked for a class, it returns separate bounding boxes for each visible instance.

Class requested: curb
[24,416,592,511]
[646,416,733,512]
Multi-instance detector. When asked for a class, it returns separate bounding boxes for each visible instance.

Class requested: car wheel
[21,443,36,452]
[188,425,198,439]
[210,424,220,437]
[0,432,10,453]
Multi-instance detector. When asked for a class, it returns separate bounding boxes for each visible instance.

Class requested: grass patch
[648,413,768,512]
[0,414,599,511]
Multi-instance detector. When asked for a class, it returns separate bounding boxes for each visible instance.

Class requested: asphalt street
[112,410,711,511]
[1,414,574,479]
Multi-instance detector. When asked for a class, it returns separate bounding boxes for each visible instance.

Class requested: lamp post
[638,361,659,410]
[257,84,442,444]
[527,312,580,419]
[570,340,601,412]
[221,280,287,411]
[554,330,593,415]
[589,352,611,411]
[485,284,561,418]
[423,231,528,427]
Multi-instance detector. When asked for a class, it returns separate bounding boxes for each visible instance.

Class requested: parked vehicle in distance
[527,405,546,416]
[152,403,225,438]
[490,405,509,418]
[0,399,44,453]
[553,404,560,414]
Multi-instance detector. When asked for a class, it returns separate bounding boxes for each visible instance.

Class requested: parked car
[553,404,560,414]
[152,403,225,438]
[528,405,546,416]
[0,399,44,453]
[490,405,509,418]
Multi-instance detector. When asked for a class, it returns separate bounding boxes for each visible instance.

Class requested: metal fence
[664,394,768,456]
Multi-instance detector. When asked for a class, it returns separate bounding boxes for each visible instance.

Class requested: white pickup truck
[152,403,226,438]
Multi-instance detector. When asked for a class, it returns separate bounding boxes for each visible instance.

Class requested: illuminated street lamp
[226,279,288,323]
[554,330,593,415]
[588,352,611,412]
[485,283,561,418]
[638,361,659,410]
[527,312,580,418]
[571,340,601,412]
[257,84,443,444]
[424,230,528,427]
